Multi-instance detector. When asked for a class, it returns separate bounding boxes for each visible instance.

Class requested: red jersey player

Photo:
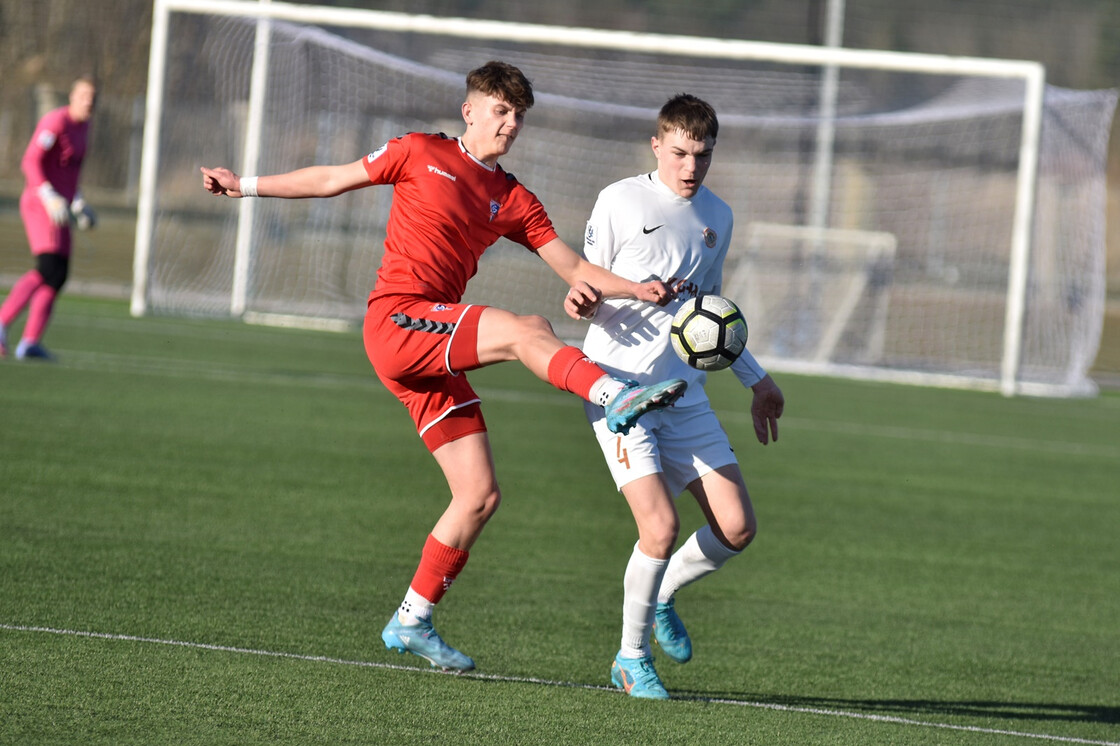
[201,61,686,671]
[0,76,98,360]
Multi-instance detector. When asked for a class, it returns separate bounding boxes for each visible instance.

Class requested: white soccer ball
[669,293,748,371]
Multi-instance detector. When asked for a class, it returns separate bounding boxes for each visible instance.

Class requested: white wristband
[240,176,259,197]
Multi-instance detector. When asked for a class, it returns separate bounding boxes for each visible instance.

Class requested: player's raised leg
[474,306,685,434]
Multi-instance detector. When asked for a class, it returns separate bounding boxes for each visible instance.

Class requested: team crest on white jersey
[489,200,501,222]
[585,222,596,247]
[703,227,717,248]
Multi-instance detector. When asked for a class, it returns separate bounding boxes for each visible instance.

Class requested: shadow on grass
[675,690,1120,727]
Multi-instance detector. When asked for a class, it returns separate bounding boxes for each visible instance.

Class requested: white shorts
[585,402,737,496]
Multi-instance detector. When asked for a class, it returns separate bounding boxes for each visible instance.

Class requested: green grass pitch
[2,296,1119,745]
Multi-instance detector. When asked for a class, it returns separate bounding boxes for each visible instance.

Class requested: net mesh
[142,11,1117,394]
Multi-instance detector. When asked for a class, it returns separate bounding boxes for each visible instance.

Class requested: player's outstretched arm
[750,374,784,445]
[200,160,370,199]
[536,238,675,318]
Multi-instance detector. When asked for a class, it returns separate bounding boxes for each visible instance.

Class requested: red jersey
[362,132,558,303]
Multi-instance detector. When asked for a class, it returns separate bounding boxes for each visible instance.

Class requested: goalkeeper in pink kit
[201,61,686,672]
[0,76,98,361]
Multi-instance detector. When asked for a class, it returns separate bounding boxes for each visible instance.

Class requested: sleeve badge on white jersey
[585,222,596,247]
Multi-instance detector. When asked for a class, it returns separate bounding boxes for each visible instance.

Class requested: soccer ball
[669,293,748,371]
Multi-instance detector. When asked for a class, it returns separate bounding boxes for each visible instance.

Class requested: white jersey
[580,171,765,411]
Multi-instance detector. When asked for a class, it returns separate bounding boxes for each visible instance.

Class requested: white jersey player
[579,94,785,700]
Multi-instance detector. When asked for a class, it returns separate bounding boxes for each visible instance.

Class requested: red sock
[409,534,470,604]
[547,345,608,401]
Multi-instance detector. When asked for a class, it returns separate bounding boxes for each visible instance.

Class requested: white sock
[657,524,741,604]
[589,375,627,407]
[397,587,434,625]
[619,543,669,659]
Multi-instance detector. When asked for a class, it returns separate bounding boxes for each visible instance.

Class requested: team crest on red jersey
[703,227,717,248]
[489,200,501,222]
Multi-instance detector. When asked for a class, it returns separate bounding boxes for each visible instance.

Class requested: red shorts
[364,294,488,452]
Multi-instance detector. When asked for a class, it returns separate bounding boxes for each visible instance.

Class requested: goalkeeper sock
[619,543,669,659]
[657,524,741,604]
[0,269,44,326]
[546,345,613,402]
[22,284,57,344]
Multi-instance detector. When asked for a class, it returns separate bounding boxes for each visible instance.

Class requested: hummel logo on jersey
[427,164,456,181]
[643,225,664,234]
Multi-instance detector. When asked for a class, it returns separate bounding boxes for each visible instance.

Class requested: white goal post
[133,0,1117,397]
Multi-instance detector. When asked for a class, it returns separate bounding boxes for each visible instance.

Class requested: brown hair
[466,61,534,111]
[657,93,718,142]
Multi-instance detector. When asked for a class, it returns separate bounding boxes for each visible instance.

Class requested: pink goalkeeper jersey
[22,106,89,201]
[362,132,558,303]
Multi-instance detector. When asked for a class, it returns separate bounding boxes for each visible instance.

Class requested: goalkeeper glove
[38,183,69,226]
[70,192,97,231]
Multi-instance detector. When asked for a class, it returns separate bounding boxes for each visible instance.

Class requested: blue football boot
[611,653,670,700]
[653,598,693,664]
[381,614,475,672]
[605,379,687,435]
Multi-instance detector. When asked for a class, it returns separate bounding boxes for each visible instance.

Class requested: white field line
[2,623,1117,746]
[52,349,1120,461]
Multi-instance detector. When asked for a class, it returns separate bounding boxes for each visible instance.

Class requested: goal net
[134,0,1117,396]
[724,223,897,367]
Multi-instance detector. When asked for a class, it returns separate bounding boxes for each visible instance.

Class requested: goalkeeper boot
[611,653,669,700]
[605,379,687,435]
[15,340,53,362]
[653,598,693,664]
[381,614,475,672]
